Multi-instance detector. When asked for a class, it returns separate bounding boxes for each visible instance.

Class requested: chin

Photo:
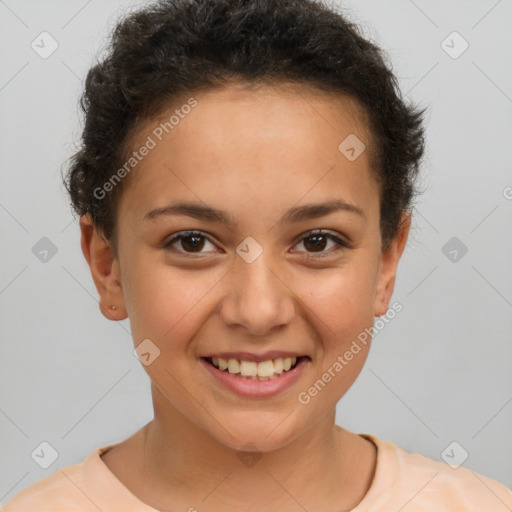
[205,413,307,454]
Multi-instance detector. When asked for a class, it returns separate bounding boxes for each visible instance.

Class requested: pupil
[304,235,326,252]
[182,235,204,252]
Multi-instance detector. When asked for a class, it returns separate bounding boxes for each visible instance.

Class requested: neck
[129,385,377,512]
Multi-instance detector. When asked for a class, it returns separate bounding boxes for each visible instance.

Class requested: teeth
[227,359,240,374]
[240,361,257,377]
[209,356,300,379]
[257,360,274,377]
[273,358,284,373]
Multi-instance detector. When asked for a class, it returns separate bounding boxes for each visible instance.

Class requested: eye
[291,229,353,256]
[163,229,353,257]
[163,231,218,255]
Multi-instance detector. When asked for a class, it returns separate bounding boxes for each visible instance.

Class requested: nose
[218,253,295,337]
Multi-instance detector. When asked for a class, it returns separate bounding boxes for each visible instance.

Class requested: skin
[80,81,410,512]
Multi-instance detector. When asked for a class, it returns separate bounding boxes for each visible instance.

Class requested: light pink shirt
[2,434,512,511]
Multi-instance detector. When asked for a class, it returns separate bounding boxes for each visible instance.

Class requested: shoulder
[359,434,512,512]
[1,450,102,512]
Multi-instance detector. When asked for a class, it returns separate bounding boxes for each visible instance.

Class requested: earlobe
[373,213,411,317]
[79,214,127,321]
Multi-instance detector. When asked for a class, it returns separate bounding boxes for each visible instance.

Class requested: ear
[373,212,411,317]
[79,214,127,321]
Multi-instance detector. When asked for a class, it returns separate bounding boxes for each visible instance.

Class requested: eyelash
[163,229,353,257]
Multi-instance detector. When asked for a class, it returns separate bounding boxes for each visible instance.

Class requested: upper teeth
[211,357,298,377]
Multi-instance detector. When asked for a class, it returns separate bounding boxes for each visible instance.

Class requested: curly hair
[63,0,425,253]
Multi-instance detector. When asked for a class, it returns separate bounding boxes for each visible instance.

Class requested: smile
[203,356,306,380]
[200,355,311,398]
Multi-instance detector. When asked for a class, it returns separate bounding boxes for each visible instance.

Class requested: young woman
[3,0,511,510]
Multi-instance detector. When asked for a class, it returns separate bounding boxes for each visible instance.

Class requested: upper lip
[201,351,309,363]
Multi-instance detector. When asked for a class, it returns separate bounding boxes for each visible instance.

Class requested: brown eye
[164,231,217,255]
[292,230,352,256]
[302,233,329,252]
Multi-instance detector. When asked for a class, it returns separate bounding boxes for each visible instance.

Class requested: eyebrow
[143,199,365,225]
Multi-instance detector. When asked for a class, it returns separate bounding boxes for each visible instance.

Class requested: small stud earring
[110,305,117,310]
[383,298,388,305]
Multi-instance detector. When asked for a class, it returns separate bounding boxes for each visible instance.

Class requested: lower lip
[199,358,308,398]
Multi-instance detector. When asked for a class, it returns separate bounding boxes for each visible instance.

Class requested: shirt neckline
[83,433,396,511]
[351,433,397,511]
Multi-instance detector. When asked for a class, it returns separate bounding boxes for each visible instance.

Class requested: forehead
[117,82,379,223]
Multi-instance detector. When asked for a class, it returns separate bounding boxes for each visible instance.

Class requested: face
[81,82,409,452]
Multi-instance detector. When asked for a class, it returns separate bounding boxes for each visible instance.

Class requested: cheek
[298,257,378,343]
[295,266,376,408]
[126,259,221,346]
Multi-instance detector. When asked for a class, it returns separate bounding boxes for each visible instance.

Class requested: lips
[200,349,311,381]
[199,355,309,397]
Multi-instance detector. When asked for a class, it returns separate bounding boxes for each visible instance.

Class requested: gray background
[1,0,511,505]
